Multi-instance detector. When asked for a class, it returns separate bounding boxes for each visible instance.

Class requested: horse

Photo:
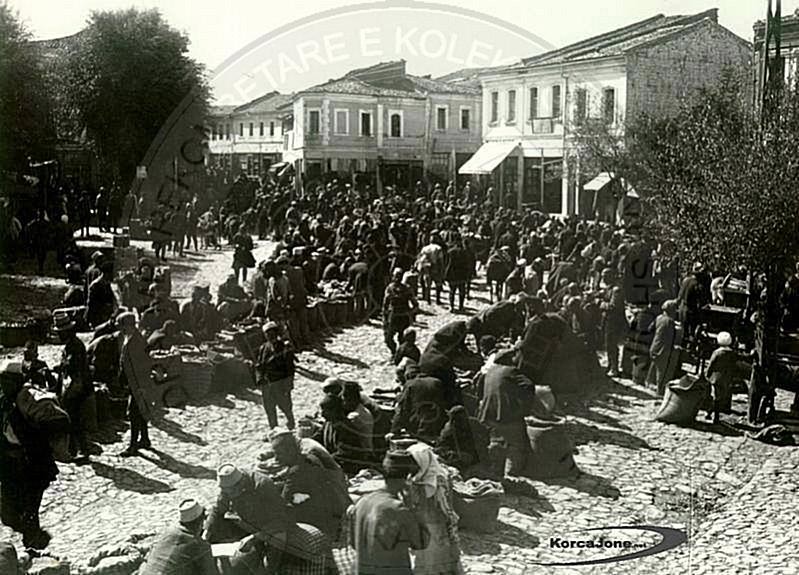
[485,249,513,304]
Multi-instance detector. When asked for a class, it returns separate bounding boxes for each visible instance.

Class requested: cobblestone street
[1,241,797,574]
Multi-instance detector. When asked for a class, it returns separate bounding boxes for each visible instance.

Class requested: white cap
[717,332,732,347]
[179,499,205,523]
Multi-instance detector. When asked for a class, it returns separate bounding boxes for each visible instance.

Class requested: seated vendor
[140,283,180,336]
[21,340,57,391]
[268,429,351,543]
[206,464,333,574]
[146,319,196,352]
[180,285,222,342]
[312,394,366,475]
[217,273,253,322]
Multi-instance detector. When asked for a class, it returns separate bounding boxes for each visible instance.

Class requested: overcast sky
[9,0,797,102]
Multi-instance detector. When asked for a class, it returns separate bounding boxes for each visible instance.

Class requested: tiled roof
[407,74,480,95]
[302,77,423,98]
[521,9,729,67]
[234,92,292,113]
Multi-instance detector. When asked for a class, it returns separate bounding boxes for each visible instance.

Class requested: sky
[9,0,797,102]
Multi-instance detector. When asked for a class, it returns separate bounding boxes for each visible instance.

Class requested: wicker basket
[525,418,578,479]
[181,358,214,400]
[452,490,502,533]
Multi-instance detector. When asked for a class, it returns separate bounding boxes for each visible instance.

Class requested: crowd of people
[2,173,799,573]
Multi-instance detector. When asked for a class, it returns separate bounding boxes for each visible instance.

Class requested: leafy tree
[65,8,209,183]
[0,4,56,173]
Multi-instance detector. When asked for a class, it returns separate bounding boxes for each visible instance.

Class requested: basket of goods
[319,300,336,329]
[181,354,214,400]
[150,350,183,384]
[524,415,578,479]
[452,478,504,532]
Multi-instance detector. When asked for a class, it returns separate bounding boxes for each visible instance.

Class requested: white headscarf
[407,442,443,498]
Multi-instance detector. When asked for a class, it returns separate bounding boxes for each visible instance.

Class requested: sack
[16,385,72,462]
[655,374,709,424]
[452,478,504,533]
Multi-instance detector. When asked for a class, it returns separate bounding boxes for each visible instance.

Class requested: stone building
[282,60,482,189]
[462,8,752,216]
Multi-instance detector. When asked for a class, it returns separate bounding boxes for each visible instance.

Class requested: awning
[584,172,638,197]
[458,141,519,175]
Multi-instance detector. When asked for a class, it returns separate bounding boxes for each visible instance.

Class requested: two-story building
[463,8,751,216]
[206,91,291,179]
[282,60,482,189]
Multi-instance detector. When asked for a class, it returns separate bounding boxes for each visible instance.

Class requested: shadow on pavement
[540,470,621,500]
[565,420,655,451]
[139,449,217,480]
[295,365,329,382]
[153,417,208,446]
[90,461,174,494]
[230,387,262,405]
[312,344,369,368]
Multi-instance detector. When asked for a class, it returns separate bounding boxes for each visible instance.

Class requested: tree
[0,4,56,173]
[65,8,209,184]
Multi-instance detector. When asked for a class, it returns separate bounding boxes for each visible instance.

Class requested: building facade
[283,61,482,189]
[465,8,752,216]
[206,91,290,179]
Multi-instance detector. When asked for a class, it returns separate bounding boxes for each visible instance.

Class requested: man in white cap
[206,463,332,574]
[139,499,218,575]
[255,322,296,432]
[705,331,737,424]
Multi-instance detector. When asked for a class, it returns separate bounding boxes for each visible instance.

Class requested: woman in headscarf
[406,442,464,575]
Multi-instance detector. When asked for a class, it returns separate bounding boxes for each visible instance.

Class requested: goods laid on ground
[0,315,51,346]
[452,478,504,533]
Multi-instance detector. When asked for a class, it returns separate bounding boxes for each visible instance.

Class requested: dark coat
[478,365,537,425]
[139,524,218,575]
[390,376,450,441]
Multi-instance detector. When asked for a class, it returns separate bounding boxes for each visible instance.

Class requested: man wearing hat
[217,273,252,322]
[705,331,737,424]
[677,262,709,344]
[445,236,471,312]
[85,261,117,328]
[382,268,417,357]
[256,322,296,431]
[648,299,679,395]
[348,450,429,575]
[139,499,218,575]
[118,312,154,457]
[268,428,351,542]
[285,249,310,348]
[84,250,105,293]
[0,360,58,550]
[207,463,332,574]
[53,313,93,459]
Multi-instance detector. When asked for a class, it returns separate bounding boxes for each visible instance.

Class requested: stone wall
[626,21,753,120]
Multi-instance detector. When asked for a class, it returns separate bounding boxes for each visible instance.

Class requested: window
[389,111,403,137]
[259,122,264,136]
[334,109,349,135]
[490,91,499,123]
[552,85,562,118]
[248,123,253,137]
[602,87,616,124]
[529,87,539,119]
[211,125,216,140]
[225,124,231,140]
[460,107,470,130]
[308,110,320,134]
[269,121,275,136]
[575,88,588,123]
[507,90,516,123]
[360,111,372,136]
[436,106,448,131]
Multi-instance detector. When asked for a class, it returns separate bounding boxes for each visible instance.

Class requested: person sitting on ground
[390,371,451,444]
[342,381,375,457]
[268,428,351,543]
[312,393,364,475]
[140,283,180,337]
[217,273,252,322]
[206,463,334,575]
[179,285,221,342]
[145,319,196,352]
[435,405,490,473]
[21,340,57,392]
[63,262,86,307]
[393,327,421,366]
[139,499,218,575]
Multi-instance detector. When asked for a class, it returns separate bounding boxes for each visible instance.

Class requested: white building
[462,8,751,216]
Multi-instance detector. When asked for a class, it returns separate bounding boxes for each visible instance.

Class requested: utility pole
[759,0,783,119]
